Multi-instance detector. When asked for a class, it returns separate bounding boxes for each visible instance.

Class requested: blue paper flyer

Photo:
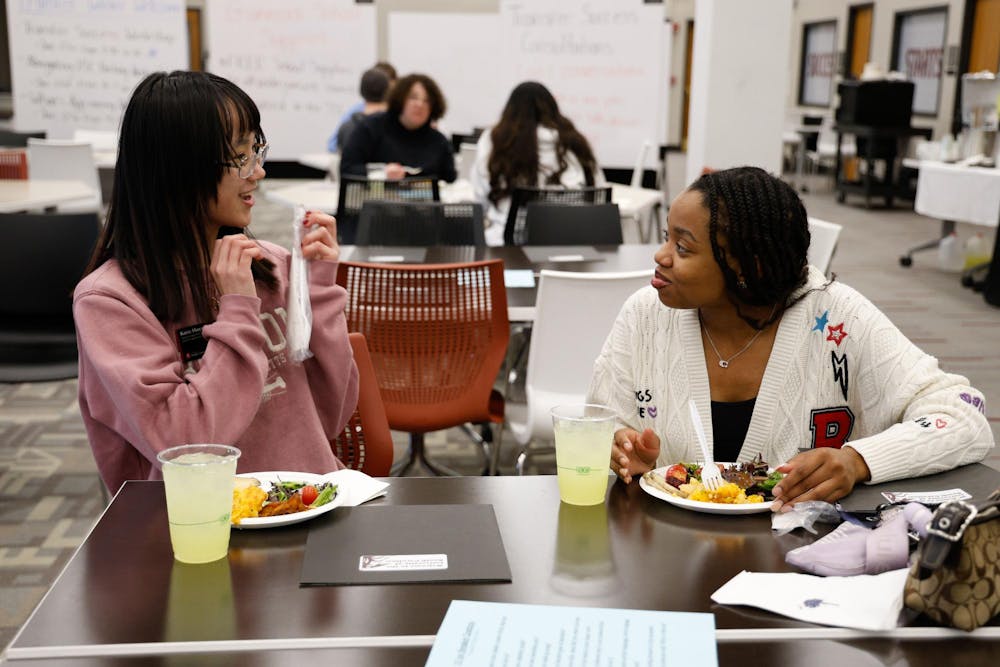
[425,600,717,667]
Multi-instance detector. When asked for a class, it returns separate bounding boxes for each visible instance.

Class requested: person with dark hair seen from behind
[327,61,396,153]
[590,166,993,510]
[74,71,360,493]
[339,72,456,183]
[335,67,391,152]
[471,81,605,246]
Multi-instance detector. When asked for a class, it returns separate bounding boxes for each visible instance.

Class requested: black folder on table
[839,463,1000,513]
[300,504,512,586]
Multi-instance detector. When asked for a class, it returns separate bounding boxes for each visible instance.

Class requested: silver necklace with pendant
[699,308,775,369]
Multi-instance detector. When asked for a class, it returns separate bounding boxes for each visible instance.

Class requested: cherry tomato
[300,485,318,506]
[665,464,688,487]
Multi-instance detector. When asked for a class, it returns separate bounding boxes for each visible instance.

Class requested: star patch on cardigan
[826,322,848,346]
[812,310,830,332]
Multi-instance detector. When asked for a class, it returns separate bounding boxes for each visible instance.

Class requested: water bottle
[963,232,992,270]
[938,232,963,272]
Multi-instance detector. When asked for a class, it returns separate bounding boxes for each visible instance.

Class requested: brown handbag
[903,489,1000,631]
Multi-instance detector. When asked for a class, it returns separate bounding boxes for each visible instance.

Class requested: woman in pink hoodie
[74,71,359,493]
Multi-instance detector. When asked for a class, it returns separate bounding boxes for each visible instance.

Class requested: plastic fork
[688,399,724,491]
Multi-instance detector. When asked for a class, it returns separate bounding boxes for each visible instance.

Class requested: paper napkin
[711,568,909,631]
[321,468,389,506]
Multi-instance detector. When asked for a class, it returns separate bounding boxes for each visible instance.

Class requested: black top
[336,111,366,156]
[711,397,755,462]
[340,111,457,183]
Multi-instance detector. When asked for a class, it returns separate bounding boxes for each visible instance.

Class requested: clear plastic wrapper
[771,500,842,535]
[286,205,313,362]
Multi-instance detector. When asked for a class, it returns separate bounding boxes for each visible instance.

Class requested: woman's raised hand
[212,234,263,298]
[611,427,661,484]
[300,210,340,262]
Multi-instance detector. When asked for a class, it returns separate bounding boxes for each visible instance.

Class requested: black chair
[523,202,623,246]
[503,185,613,246]
[0,212,101,381]
[356,201,485,247]
[450,130,483,154]
[336,175,440,245]
[0,129,46,148]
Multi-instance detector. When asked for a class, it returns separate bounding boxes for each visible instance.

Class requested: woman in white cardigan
[589,166,992,511]
[471,81,604,246]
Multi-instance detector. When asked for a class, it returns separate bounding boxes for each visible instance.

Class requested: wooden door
[968,0,1000,72]
[681,20,694,151]
[849,5,874,79]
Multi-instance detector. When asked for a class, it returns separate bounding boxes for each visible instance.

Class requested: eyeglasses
[226,143,268,179]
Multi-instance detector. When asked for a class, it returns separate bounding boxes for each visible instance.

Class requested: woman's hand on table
[212,234,263,298]
[771,447,871,512]
[384,163,406,180]
[611,427,660,484]
[300,210,340,262]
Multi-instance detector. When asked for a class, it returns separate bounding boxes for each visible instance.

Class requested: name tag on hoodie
[177,323,209,362]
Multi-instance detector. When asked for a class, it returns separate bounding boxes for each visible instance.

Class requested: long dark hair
[85,70,276,323]
[486,81,599,205]
[688,166,813,329]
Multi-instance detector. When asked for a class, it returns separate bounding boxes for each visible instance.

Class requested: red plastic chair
[331,333,394,476]
[0,150,28,179]
[336,259,509,475]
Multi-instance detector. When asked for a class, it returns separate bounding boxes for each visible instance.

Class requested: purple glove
[785,503,930,576]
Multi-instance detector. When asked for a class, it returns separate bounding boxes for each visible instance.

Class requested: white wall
[684,0,792,184]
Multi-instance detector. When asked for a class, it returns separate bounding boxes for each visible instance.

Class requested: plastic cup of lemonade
[551,404,616,506]
[157,444,241,564]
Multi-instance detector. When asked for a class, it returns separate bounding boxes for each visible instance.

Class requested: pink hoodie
[73,241,359,492]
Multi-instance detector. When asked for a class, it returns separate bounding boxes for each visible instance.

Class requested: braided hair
[689,166,814,329]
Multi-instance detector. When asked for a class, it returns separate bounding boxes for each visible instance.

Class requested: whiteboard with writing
[206,0,376,159]
[388,12,511,140]
[389,1,667,168]
[503,0,668,168]
[5,0,188,137]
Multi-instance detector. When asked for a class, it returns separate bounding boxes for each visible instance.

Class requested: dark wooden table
[5,476,998,665]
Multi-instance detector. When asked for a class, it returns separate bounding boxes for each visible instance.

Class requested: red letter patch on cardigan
[810,407,855,448]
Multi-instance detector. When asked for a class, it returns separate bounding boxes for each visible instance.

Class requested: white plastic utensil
[689,399,723,491]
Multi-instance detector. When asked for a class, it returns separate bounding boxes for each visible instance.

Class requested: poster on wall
[893,9,947,115]
[799,21,837,107]
[5,1,188,137]
[206,0,376,159]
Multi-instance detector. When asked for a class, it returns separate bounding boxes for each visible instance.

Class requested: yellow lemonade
[552,405,615,506]
[159,446,240,564]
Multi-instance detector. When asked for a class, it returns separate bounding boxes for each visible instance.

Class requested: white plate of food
[639,461,782,515]
[232,471,345,529]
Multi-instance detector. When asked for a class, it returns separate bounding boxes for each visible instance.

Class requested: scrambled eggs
[232,484,268,524]
[682,480,764,504]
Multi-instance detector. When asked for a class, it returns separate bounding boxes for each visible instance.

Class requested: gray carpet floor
[2,160,999,652]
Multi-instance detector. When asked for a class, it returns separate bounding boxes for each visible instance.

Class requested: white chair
[72,129,117,153]
[27,139,102,213]
[458,142,478,182]
[508,269,653,474]
[73,129,118,169]
[630,140,652,188]
[806,121,856,191]
[807,217,843,276]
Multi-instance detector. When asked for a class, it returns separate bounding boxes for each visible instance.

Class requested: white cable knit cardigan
[587,267,993,484]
